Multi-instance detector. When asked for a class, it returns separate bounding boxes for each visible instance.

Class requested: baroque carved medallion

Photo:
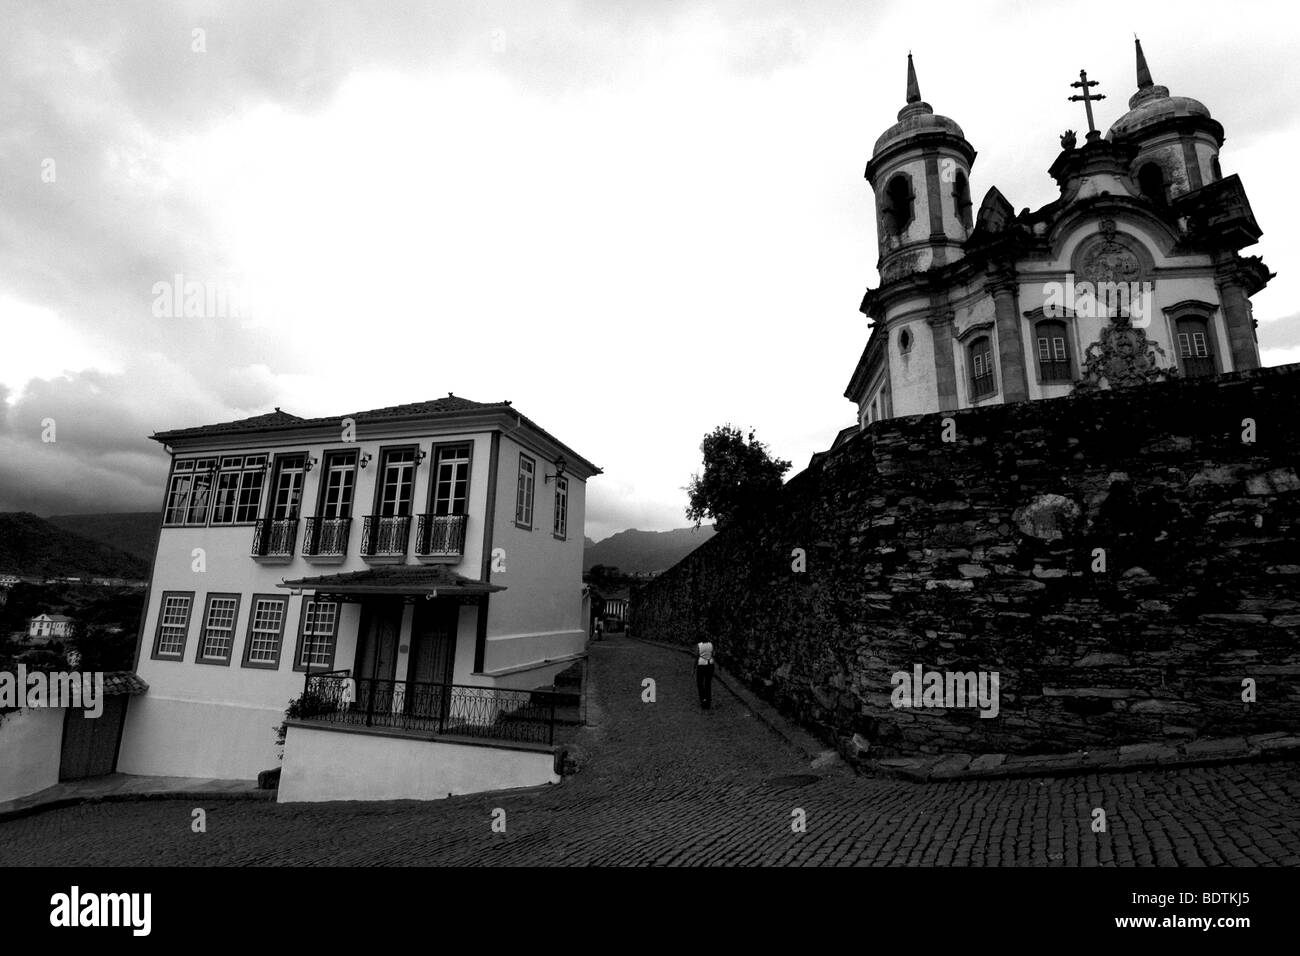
[1074,314,1176,392]
[1080,222,1142,286]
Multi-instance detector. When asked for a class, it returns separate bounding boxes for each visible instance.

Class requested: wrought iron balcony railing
[415,513,467,559]
[303,516,351,558]
[298,670,557,746]
[251,518,298,559]
[361,515,411,558]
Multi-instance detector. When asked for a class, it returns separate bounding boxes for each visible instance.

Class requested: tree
[69,620,135,672]
[685,424,791,532]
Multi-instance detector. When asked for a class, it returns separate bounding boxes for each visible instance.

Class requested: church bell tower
[865,55,977,283]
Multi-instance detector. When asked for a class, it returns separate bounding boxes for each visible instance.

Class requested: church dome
[1106,39,1213,142]
[873,105,967,157]
[871,54,967,158]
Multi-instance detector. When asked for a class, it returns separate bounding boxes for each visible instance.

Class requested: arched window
[968,336,996,400]
[1138,162,1167,206]
[953,170,973,232]
[883,173,914,237]
[1211,155,1223,182]
[1034,319,1073,383]
[1175,316,1216,378]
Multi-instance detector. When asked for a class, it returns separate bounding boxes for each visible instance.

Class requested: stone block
[968,753,1007,772]
[1181,737,1248,758]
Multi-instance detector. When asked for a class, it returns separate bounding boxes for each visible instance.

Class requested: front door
[355,599,403,683]
[406,600,459,723]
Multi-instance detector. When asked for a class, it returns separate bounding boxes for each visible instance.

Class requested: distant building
[0,574,20,588]
[28,614,74,640]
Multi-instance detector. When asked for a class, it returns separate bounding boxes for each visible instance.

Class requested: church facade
[844,41,1273,428]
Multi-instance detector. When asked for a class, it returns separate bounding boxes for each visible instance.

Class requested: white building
[28,614,74,639]
[118,395,599,799]
[845,42,1272,426]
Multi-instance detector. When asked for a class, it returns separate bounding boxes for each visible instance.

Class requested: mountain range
[0,513,151,579]
[583,526,716,573]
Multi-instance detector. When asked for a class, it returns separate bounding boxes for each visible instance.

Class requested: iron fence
[299,670,557,745]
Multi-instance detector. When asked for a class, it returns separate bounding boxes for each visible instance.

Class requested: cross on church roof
[1068,69,1106,139]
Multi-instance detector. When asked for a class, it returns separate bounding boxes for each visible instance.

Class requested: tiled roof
[103,672,149,696]
[152,396,503,443]
[280,565,506,596]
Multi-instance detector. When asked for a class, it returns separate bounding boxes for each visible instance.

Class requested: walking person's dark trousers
[696,662,714,709]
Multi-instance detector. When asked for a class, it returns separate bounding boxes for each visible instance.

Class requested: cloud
[0,0,1297,533]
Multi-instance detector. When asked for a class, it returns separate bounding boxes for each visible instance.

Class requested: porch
[296,670,562,746]
[276,565,574,802]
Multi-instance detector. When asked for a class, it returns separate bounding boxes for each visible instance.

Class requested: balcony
[361,515,411,562]
[251,518,298,563]
[415,513,467,563]
[299,670,558,746]
[303,517,351,563]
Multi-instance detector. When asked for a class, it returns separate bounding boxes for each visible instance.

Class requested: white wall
[485,433,587,677]
[278,722,558,802]
[117,694,287,779]
[0,708,64,803]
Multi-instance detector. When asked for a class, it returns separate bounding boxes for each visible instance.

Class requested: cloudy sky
[1,0,1297,541]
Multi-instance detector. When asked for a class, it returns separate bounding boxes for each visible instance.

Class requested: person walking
[695,639,715,710]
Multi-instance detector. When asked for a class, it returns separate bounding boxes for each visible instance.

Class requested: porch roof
[278,565,505,598]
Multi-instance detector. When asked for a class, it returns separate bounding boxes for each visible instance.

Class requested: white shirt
[697,642,714,665]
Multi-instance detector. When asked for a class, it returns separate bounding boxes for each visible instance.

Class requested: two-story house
[117,395,598,800]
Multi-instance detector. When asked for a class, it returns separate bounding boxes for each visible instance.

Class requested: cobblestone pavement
[3,636,1300,866]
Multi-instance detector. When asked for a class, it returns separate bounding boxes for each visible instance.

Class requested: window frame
[514,453,535,530]
[1033,319,1074,384]
[427,442,473,518]
[968,335,998,400]
[163,458,218,527]
[293,598,340,672]
[553,476,569,540]
[372,445,420,518]
[210,455,268,526]
[150,590,195,661]
[194,593,241,666]
[1175,315,1218,378]
[316,449,359,520]
[267,452,308,522]
[240,593,289,670]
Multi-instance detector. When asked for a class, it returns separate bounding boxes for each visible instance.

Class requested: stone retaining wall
[632,364,1300,761]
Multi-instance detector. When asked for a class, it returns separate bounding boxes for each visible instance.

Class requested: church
[843,40,1273,429]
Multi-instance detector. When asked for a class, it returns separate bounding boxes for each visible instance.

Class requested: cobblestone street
[3,636,1299,866]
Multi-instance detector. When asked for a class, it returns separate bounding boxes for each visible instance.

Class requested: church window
[898,328,913,352]
[968,336,996,400]
[953,170,973,232]
[1211,155,1222,182]
[1175,316,1216,378]
[883,173,915,237]
[1034,319,1073,383]
[1138,162,1167,206]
